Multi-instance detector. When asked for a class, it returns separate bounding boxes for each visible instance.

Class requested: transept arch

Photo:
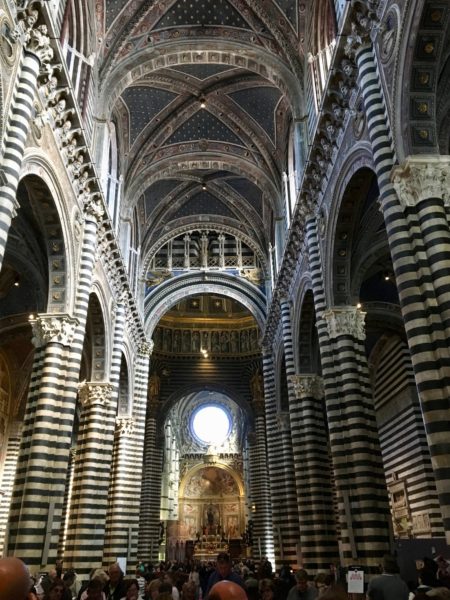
[98,44,303,121]
[144,272,267,336]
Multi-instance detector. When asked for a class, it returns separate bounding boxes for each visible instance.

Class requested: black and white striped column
[289,375,339,570]
[8,314,79,567]
[101,342,151,570]
[305,217,390,567]
[390,156,450,541]
[262,346,298,570]
[349,14,450,542]
[0,14,53,269]
[64,382,115,572]
[248,400,274,562]
[137,399,164,565]
[101,296,129,565]
[321,307,391,566]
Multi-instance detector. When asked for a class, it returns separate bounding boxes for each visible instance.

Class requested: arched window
[106,121,122,229]
[60,0,95,140]
[307,0,337,114]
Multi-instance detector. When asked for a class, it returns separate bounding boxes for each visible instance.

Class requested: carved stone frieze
[289,374,324,400]
[323,307,366,341]
[78,382,114,407]
[31,313,79,348]
[391,156,450,207]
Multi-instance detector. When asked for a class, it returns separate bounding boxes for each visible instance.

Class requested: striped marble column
[0,10,53,269]
[7,314,79,568]
[321,307,391,566]
[289,375,339,570]
[248,399,273,562]
[64,382,115,572]
[305,216,390,567]
[390,156,450,541]
[137,398,164,565]
[100,297,129,565]
[347,9,450,542]
[262,347,298,570]
[101,342,151,569]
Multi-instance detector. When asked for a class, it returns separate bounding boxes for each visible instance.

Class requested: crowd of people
[1,551,450,600]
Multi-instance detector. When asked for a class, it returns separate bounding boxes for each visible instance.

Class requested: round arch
[20,155,75,314]
[324,145,376,305]
[144,272,267,337]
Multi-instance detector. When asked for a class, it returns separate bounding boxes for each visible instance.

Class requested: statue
[251,371,264,401]
[149,373,160,399]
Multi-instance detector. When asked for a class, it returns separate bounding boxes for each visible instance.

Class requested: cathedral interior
[0,0,449,580]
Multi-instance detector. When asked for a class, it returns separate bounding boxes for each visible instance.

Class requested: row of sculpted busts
[152,326,260,354]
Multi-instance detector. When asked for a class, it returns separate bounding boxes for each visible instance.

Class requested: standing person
[204,553,244,599]
[366,555,409,600]
[286,570,318,600]
[119,579,140,600]
[104,564,126,600]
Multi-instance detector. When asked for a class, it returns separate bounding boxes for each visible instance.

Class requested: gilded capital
[289,374,324,399]
[323,307,366,340]
[31,313,79,348]
[78,382,114,407]
[391,156,450,207]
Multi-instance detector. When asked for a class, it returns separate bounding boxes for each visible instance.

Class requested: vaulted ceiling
[95,0,305,268]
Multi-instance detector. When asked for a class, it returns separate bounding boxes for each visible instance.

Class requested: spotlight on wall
[202,182,207,191]
[14,274,20,287]
[199,96,206,108]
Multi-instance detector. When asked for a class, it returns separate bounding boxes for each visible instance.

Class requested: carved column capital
[27,23,53,63]
[78,382,114,407]
[83,193,105,224]
[323,307,366,341]
[344,5,379,58]
[391,155,450,207]
[138,340,154,357]
[31,313,79,347]
[289,374,324,399]
[116,416,136,437]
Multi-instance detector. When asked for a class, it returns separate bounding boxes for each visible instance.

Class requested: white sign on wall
[347,568,364,594]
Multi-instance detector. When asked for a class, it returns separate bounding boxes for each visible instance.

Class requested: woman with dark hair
[43,580,65,600]
[119,579,140,600]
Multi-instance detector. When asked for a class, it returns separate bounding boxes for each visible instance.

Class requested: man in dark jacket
[204,553,244,599]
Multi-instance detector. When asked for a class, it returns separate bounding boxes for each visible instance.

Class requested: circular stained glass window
[191,404,231,445]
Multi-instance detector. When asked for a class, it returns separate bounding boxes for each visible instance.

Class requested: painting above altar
[184,466,239,498]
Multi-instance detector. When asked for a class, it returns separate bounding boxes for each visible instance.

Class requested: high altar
[167,463,245,560]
